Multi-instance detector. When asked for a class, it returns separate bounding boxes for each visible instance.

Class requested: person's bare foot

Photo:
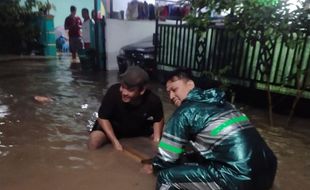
[71,58,80,64]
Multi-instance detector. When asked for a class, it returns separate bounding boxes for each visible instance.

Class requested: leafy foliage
[0,0,55,54]
[183,0,308,45]
[183,0,309,125]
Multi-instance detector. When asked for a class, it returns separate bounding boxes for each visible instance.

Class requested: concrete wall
[114,0,155,12]
[105,19,155,70]
[43,0,156,28]
[36,0,94,28]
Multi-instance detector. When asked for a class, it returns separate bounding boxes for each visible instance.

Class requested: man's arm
[64,17,70,30]
[97,118,123,151]
[152,108,190,171]
[77,17,82,28]
[152,118,164,142]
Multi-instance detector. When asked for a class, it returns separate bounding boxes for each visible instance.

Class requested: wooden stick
[122,145,152,163]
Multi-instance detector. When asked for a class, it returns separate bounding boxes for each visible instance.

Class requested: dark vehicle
[117,36,156,76]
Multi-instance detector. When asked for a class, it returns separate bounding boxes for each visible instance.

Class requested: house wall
[114,0,155,12]
[25,0,95,28]
[39,0,156,28]
[105,19,155,70]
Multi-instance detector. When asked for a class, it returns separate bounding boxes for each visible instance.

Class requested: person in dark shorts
[88,66,164,150]
[64,5,83,62]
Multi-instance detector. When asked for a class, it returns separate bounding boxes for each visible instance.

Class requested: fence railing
[155,21,310,97]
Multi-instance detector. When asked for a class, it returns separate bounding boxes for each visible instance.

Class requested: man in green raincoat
[143,69,277,190]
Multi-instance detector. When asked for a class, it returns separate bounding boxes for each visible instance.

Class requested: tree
[0,0,55,54]
[283,2,309,126]
[183,0,308,126]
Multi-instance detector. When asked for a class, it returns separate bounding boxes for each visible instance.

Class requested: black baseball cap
[120,66,150,88]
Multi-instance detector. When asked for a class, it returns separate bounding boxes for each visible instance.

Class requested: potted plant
[38,0,56,16]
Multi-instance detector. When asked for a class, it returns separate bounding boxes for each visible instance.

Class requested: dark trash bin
[78,48,97,71]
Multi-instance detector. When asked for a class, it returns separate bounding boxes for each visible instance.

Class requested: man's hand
[150,134,160,143]
[112,141,123,151]
[153,136,160,143]
[141,164,153,174]
[98,119,123,151]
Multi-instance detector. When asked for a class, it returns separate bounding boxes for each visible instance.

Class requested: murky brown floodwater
[0,55,309,190]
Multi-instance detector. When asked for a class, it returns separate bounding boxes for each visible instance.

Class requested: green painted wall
[21,0,95,28]
[45,0,95,28]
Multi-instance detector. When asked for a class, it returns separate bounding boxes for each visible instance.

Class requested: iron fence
[155,21,310,95]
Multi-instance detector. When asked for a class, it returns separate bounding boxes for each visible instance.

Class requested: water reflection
[0,104,9,118]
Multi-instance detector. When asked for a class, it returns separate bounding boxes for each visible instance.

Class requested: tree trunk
[287,89,302,126]
[266,78,274,127]
[286,43,305,127]
[260,37,275,127]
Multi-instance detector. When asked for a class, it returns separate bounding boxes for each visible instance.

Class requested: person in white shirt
[81,8,95,49]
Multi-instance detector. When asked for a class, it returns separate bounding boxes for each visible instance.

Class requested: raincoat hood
[186,88,225,105]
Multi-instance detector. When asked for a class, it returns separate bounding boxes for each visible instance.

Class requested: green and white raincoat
[153,88,277,190]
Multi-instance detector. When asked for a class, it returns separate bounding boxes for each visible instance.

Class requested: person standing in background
[81,8,95,49]
[64,5,82,62]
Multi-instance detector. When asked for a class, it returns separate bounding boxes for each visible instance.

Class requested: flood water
[0,56,309,190]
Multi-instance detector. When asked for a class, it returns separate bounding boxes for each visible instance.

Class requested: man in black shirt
[88,66,164,150]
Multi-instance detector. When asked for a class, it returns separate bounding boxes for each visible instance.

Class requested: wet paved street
[0,55,309,190]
